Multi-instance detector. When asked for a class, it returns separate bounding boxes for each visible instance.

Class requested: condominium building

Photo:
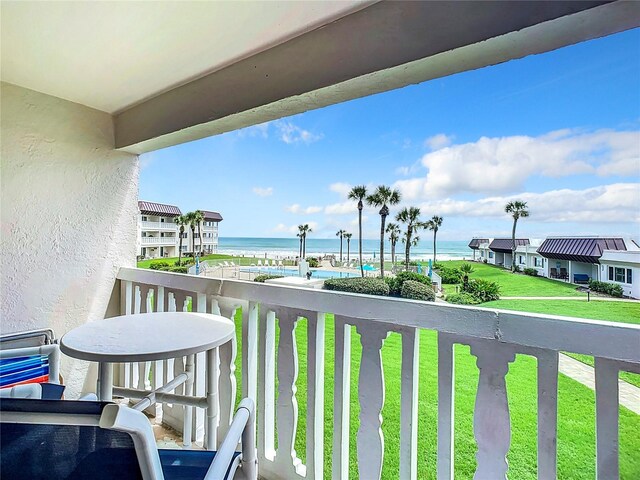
[137,201,222,259]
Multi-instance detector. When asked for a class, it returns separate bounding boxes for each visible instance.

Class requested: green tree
[301,224,312,258]
[426,215,443,264]
[344,232,353,262]
[194,210,205,256]
[348,185,368,277]
[396,207,426,271]
[460,262,475,289]
[386,222,401,270]
[184,211,197,255]
[336,229,346,262]
[174,214,187,265]
[367,185,401,278]
[505,200,530,272]
[297,225,304,259]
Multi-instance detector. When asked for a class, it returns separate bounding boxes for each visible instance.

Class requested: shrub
[254,274,284,283]
[174,260,193,267]
[388,271,432,296]
[149,261,169,270]
[437,266,463,284]
[324,277,390,296]
[400,280,435,302]
[162,266,188,274]
[462,278,501,303]
[307,257,320,268]
[483,259,488,264]
[446,292,482,305]
[513,265,521,273]
[523,268,538,277]
[589,280,624,297]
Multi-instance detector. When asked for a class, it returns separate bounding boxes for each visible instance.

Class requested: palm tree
[367,185,401,277]
[396,207,426,271]
[348,185,368,277]
[426,215,443,264]
[174,215,187,265]
[344,233,353,262]
[301,224,312,258]
[505,200,530,272]
[194,210,205,256]
[297,225,304,259]
[460,262,475,289]
[386,222,401,270]
[184,211,197,255]
[336,229,346,262]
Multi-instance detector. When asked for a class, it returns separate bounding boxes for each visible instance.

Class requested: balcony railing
[141,221,176,231]
[141,236,175,245]
[114,267,639,479]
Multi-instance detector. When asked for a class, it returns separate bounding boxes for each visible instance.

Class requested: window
[489,251,494,259]
[518,255,524,265]
[609,266,632,284]
[180,233,188,238]
[142,216,147,221]
[627,269,633,284]
[534,257,543,268]
[160,218,165,223]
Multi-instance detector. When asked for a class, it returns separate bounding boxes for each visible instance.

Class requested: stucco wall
[1,83,138,395]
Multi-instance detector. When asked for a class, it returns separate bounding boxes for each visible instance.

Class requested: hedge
[589,280,624,297]
[400,280,435,302]
[387,271,431,296]
[324,277,390,296]
[149,261,170,270]
[437,266,463,284]
[523,268,538,276]
[254,274,284,283]
[160,266,188,273]
[462,278,501,302]
[446,292,482,305]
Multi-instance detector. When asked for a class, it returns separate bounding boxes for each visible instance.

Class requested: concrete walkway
[559,353,640,414]
[501,296,639,302]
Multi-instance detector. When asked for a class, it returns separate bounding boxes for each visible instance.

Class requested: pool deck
[204,259,377,280]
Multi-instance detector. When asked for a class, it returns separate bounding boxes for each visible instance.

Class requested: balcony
[113,267,639,479]
[142,221,176,231]
[141,236,175,245]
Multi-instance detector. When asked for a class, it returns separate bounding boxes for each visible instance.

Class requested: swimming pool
[240,267,359,279]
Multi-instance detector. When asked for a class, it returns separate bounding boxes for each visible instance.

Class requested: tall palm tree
[348,185,368,277]
[297,225,305,259]
[174,215,187,265]
[505,200,530,272]
[396,207,426,271]
[336,229,346,262]
[386,222,401,270]
[367,185,401,277]
[184,211,197,255]
[194,210,205,256]
[426,215,443,264]
[301,224,312,258]
[344,232,353,262]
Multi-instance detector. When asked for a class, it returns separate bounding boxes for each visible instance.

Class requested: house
[3,2,639,479]
[599,250,640,299]
[514,239,546,275]
[138,202,223,259]
[467,238,489,261]
[488,238,530,268]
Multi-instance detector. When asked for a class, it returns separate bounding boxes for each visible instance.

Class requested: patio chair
[0,329,61,390]
[550,267,559,278]
[0,397,257,480]
[560,268,569,280]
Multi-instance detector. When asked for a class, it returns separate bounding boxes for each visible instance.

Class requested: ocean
[218,237,471,261]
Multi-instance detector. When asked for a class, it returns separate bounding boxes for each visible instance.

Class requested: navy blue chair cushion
[160,450,241,480]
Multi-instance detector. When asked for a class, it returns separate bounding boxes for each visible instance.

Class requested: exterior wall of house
[1,83,138,395]
[599,251,640,299]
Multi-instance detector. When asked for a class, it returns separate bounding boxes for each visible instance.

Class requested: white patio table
[60,311,235,449]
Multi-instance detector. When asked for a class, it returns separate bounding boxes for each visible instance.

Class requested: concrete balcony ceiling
[2,1,639,154]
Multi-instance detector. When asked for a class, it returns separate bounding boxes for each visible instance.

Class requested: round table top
[60,312,235,362]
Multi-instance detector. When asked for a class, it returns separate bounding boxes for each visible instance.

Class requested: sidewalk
[501,296,639,302]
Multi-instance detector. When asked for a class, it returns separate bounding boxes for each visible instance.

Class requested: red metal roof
[489,238,529,253]
[538,237,626,264]
[201,210,223,222]
[138,201,181,217]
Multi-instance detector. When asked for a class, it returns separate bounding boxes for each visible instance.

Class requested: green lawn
[437,261,585,297]
[230,310,640,479]
[484,299,640,389]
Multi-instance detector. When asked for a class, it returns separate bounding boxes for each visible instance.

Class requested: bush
[387,271,432,296]
[513,265,521,273]
[446,292,482,305]
[462,278,501,303]
[437,266,463,284]
[162,266,188,273]
[324,277,390,296]
[523,268,538,276]
[307,257,320,268]
[254,274,284,283]
[174,259,193,267]
[589,280,624,297]
[400,280,435,301]
[149,261,169,270]
[483,259,488,264]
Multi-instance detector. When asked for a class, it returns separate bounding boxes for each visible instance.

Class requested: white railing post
[400,327,419,480]
[306,312,326,480]
[258,308,276,462]
[332,316,351,480]
[595,357,619,479]
[437,333,455,480]
[537,350,559,479]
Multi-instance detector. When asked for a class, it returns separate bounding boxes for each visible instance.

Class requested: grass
[229,309,640,479]
[484,299,640,389]
[437,261,585,297]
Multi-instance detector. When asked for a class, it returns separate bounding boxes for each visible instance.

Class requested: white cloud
[325,201,356,215]
[253,187,273,197]
[237,122,270,139]
[275,121,323,144]
[273,222,319,235]
[286,204,322,214]
[424,133,454,150]
[329,182,352,197]
[395,129,640,200]
[415,183,640,224]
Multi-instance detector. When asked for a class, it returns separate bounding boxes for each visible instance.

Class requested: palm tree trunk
[198,223,203,255]
[379,215,386,278]
[433,229,437,264]
[347,240,350,262]
[303,235,306,258]
[358,204,364,277]
[339,236,343,262]
[511,218,518,272]
[178,230,183,265]
[391,241,395,268]
[405,229,411,271]
[299,238,303,259]
[191,227,196,255]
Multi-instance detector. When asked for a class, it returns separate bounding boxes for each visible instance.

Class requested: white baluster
[217,332,237,446]
[134,285,141,314]
[243,301,259,404]
[595,357,619,479]
[355,322,388,480]
[537,351,558,479]
[332,316,351,480]
[437,334,455,480]
[470,341,515,480]
[119,280,133,389]
[258,308,276,461]
[400,327,419,480]
[192,293,208,443]
[306,312,325,480]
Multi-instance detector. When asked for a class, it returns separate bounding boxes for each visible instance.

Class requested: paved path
[501,296,639,302]
[559,353,640,414]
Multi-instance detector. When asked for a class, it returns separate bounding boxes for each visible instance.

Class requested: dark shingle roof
[138,201,181,217]
[468,238,489,249]
[489,238,529,253]
[201,210,223,222]
[538,237,626,264]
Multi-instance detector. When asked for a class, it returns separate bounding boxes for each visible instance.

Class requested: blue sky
[140,29,640,240]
